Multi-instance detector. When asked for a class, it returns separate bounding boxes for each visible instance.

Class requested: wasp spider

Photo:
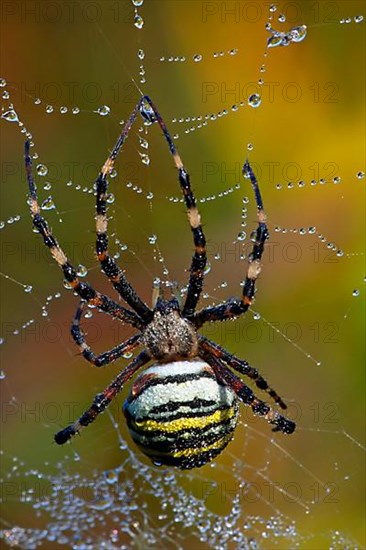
[24,95,295,470]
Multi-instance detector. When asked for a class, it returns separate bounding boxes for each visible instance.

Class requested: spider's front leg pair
[193,161,268,329]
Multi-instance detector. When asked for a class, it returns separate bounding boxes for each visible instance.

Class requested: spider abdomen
[123,360,239,470]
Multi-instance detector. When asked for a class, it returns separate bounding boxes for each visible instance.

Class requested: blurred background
[1,1,365,548]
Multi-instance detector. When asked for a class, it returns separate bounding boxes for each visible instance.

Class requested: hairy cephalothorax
[25,95,295,470]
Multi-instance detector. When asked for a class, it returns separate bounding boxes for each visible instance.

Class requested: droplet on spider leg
[140,101,156,123]
[24,285,33,294]
[193,54,203,62]
[137,49,145,60]
[76,265,88,277]
[204,262,211,275]
[40,197,55,211]
[352,289,360,297]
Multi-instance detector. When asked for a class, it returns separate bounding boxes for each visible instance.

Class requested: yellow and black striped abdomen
[123,360,239,470]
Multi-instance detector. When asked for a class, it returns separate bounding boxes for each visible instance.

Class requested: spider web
[1,1,365,548]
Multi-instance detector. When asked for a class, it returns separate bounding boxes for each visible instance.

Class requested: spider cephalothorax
[25,95,295,470]
[142,298,198,361]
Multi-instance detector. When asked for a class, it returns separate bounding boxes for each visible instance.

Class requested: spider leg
[199,336,287,409]
[95,103,153,321]
[54,350,151,444]
[141,97,207,318]
[71,301,141,366]
[193,161,269,328]
[199,349,295,435]
[24,142,144,330]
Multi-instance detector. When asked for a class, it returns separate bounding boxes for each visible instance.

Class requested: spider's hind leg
[199,336,288,410]
[199,347,295,435]
[54,350,151,444]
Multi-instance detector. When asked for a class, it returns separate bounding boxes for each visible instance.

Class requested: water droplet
[0,370,6,379]
[356,171,365,179]
[1,109,19,122]
[247,143,254,151]
[336,250,344,257]
[308,227,316,234]
[253,312,261,320]
[77,264,88,277]
[237,231,247,241]
[63,280,72,290]
[36,164,48,176]
[24,285,33,293]
[204,262,211,275]
[146,191,154,200]
[106,193,115,204]
[0,78,7,87]
[267,34,284,48]
[278,13,286,22]
[352,289,360,297]
[134,14,144,29]
[290,25,307,43]
[269,4,277,12]
[72,106,80,114]
[139,137,149,149]
[41,196,55,210]
[46,105,54,113]
[333,176,341,184]
[123,351,134,359]
[60,106,68,114]
[96,105,110,116]
[132,0,143,5]
[137,48,145,60]
[354,15,364,23]
[139,153,150,165]
[148,234,157,244]
[229,48,238,55]
[2,91,9,99]
[140,100,156,123]
[193,54,203,62]
[84,309,93,319]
